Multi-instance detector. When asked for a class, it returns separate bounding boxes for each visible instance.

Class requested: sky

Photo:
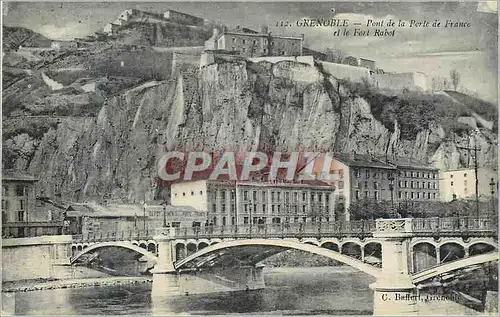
[3,1,498,103]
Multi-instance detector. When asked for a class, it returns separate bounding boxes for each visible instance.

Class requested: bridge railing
[170,220,376,240]
[73,230,153,243]
[411,217,497,236]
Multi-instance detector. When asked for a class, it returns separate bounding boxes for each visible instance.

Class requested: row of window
[230,37,298,48]
[355,191,437,200]
[174,190,204,197]
[354,169,394,179]
[2,199,25,210]
[2,210,25,222]
[211,203,330,214]
[399,170,437,179]
[240,190,331,204]
[210,216,330,226]
[2,185,28,197]
[449,173,468,178]
[398,181,437,189]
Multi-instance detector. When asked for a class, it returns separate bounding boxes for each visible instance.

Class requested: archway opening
[440,243,465,263]
[364,242,382,266]
[175,243,186,261]
[72,246,77,256]
[304,241,318,246]
[198,242,209,250]
[147,243,156,253]
[210,241,219,245]
[413,242,437,273]
[77,245,83,251]
[186,243,197,256]
[321,242,339,252]
[139,243,147,249]
[341,242,362,260]
[469,243,496,256]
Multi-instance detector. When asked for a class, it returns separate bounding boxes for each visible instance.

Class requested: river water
[12,267,376,315]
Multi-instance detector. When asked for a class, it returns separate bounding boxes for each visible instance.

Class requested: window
[262,191,267,200]
[191,191,194,196]
[253,39,256,44]
[277,205,281,212]
[373,171,378,178]
[355,169,360,177]
[271,41,275,45]
[244,217,249,224]
[19,200,25,210]
[339,181,344,189]
[294,192,298,201]
[242,39,246,44]
[433,183,437,189]
[374,191,379,200]
[405,192,409,199]
[404,181,408,188]
[244,191,248,200]
[325,194,330,204]
[244,204,248,212]
[222,217,227,226]
[428,182,431,189]
[222,204,226,212]
[433,193,436,199]
[232,37,236,43]
[2,200,9,210]
[212,203,216,211]
[272,205,275,212]
[365,170,370,178]
[231,46,235,51]
[373,182,378,190]
[411,181,414,188]
[18,210,25,222]
[427,193,431,199]
[310,193,315,201]
[303,205,306,213]
[317,193,322,201]
[365,191,369,198]
[302,192,307,201]
[451,181,454,187]
[263,204,267,212]
[411,192,414,199]
[464,188,468,194]
[464,173,467,177]
[356,191,360,200]
[398,181,402,187]
[231,191,235,199]
[417,172,420,178]
[277,192,281,201]
[398,191,402,199]
[253,191,257,200]
[221,191,226,199]
[339,170,344,179]
[242,47,246,52]
[16,185,26,196]
[200,191,203,195]
[364,181,368,189]
[182,192,186,196]
[417,192,420,199]
[433,173,437,179]
[2,186,7,196]
[271,192,275,201]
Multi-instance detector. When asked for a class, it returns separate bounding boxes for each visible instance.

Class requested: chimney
[260,25,268,34]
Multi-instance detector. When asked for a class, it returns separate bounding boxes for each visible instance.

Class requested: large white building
[439,167,498,202]
[170,179,336,225]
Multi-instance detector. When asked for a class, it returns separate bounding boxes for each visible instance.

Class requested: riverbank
[2,276,152,293]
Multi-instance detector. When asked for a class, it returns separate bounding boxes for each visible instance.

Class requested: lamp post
[163,205,167,228]
[388,173,395,208]
[489,179,496,216]
[143,201,147,232]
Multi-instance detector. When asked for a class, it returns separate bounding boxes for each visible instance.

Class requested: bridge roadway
[71,217,497,276]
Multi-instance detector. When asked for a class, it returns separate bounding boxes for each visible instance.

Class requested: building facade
[2,172,64,238]
[342,56,376,70]
[311,154,440,220]
[439,167,498,202]
[206,26,304,58]
[163,9,204,26]
[171,179,336,225]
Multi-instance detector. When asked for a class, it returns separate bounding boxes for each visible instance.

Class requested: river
[11,267,376,315]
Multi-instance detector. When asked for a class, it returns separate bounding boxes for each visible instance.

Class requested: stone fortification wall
[319,61,373,83]
[373,72,428,92]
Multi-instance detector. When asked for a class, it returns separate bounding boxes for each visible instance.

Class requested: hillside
[2,51,497,203]
[2,26,51,51]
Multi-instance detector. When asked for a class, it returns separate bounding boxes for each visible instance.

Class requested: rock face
[2,59,497,203]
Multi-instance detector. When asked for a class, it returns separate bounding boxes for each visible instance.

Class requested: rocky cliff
[2,58,497,203]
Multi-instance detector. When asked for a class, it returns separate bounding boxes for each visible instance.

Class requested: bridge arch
[301,238,320,246]
[174,239,382,278]
[469,242,496,256]
[341,242,362,260]
[321,242,339,252]
[71,241,158,264]
[412,252,498,284]
[439,242,465,263]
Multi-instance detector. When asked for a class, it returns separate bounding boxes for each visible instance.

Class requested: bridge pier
[151,229,180,297]
[370,219,419,316]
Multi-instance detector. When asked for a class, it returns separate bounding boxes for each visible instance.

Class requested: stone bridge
[66,217,498,315]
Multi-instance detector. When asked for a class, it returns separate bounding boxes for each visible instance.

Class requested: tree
[450,69,460,91]
[324,48,346,63]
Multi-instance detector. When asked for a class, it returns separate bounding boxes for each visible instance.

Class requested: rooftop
[66,203,197,217]
[334,153,396,170]
[2,171,38,182]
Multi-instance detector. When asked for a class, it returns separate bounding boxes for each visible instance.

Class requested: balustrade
[72,217,496,243]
